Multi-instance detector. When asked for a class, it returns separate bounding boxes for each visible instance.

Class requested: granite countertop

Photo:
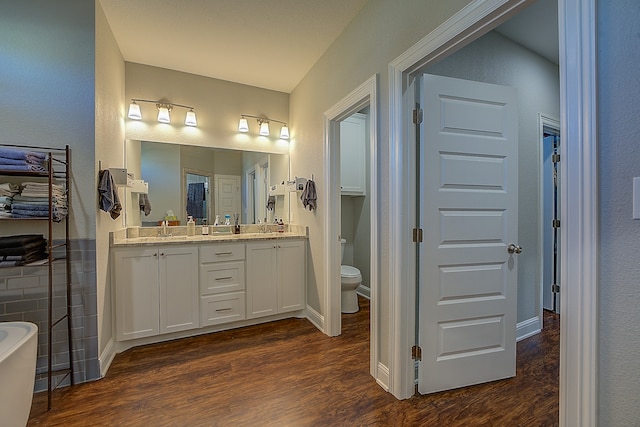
[111,225,308,247]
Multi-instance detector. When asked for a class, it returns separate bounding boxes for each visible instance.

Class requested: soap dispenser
[187,216,195,236]
[202,219,209,235]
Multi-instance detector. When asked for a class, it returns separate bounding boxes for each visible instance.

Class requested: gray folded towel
[301,180,317,211]
[139,193,152,216]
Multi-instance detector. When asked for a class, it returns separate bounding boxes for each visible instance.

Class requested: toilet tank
[340,239,346,263]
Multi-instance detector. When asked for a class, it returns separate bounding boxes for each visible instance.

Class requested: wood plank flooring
[28,297,559,426]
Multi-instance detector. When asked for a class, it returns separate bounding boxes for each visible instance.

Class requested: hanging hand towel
[300,179,317,211]
[98,169,122,219]
[139,193,152,216]
[266,195,276,211]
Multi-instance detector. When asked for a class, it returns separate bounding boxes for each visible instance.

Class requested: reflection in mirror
[124,140,290,227]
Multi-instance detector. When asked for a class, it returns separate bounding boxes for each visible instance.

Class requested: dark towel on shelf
[186,182,205,218]
[0,234,45,248]
[300,180,317,211]
[139,193,152,216]
[98,169,122,219]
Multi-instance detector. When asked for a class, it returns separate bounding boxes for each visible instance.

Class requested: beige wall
[95,0,125,357]
[289,0,473,367]
[125,63,290,155]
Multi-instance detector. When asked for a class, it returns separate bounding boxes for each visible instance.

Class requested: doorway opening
[540,116,561,315]
[324,75,381,383]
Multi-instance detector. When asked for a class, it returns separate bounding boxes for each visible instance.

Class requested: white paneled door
[418,74,519,394]
[214,174,241,219]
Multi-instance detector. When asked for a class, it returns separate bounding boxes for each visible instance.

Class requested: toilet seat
[341,265,362,284]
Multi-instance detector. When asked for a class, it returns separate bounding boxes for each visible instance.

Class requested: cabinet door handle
[160,252,165,256]
[215,276,233,281]
[215,308,232,312]
[215,252,233,256]
[153,253,158,257]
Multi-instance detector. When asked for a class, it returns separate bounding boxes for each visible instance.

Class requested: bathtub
[0,322,38,427]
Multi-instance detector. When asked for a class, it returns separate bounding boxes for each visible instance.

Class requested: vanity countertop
[111,226,308,247]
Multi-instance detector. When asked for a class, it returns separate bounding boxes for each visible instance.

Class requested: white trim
[323,74,379,381]
[517,316,542,342]
[376,362,390,392]
[558,0,598,425]
[305,305,325,333]
[388,0,598,422]
[356,284,371,300]
[99,337,116,378]
[538,113,561,321]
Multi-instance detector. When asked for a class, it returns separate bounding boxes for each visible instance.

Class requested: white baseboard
[356,284,370,299]
[305,304,325,333]
[376,362,390,391]
[516,316,541,342]
[99,337,116,377]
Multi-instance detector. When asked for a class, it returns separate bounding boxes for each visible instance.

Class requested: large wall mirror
[125,140,290,227]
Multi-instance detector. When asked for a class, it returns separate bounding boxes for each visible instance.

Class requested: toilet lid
[341,265,361,277]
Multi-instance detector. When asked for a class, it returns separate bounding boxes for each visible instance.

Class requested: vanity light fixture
[238,114,289,139]
[128,98,198,127]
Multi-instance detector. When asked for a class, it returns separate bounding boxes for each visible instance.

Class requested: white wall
[289,0,474,367]
[426,30,560,323]
[597,0,640,424]
[95,0,125,360]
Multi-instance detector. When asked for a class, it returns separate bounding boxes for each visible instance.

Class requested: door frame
[538,113,561,317]
[323,74,381,382]
[388,0,597,425]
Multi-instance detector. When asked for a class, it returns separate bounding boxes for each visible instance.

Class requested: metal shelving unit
[0,143,72,410]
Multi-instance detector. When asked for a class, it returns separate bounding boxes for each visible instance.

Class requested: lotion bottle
[187,216,195,236]
[202,219,209,235]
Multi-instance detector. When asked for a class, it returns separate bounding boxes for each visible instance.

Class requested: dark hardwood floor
[28,297,559,426]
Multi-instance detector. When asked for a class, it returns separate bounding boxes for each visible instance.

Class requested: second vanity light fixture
[238,114,289,139]
[128,99,198,126]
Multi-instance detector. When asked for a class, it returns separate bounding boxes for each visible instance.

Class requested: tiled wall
[0,239,99,392]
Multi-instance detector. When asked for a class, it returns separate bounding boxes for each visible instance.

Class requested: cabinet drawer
[199,244,245,263]
[200,292,246,326]
[200,261,245,295]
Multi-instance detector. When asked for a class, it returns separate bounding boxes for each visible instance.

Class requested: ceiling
[99,0,558,95]
[99,0,369,93]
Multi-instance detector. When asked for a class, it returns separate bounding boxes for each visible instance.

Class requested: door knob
[507,243,523,254]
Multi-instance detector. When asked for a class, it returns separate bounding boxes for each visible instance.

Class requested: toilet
[340,239,362,313]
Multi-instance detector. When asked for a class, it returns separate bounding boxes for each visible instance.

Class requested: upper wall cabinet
[340,113,367,196]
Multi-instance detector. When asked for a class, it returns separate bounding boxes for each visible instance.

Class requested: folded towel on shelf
[300,179,317,211]
[0,183,19,197]
[139,193,152,216]
[0,147,46,161]
[0,163,46,172]
[98,169,122,219]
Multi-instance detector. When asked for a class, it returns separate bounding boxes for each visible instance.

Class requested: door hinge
[413,109,423,125]
[412,228,423,243]
[552,153,560,163]
[412,345,422,361]
[552,284,560,293]
[552,219,560,228]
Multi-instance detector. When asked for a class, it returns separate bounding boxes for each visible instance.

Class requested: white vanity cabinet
[340,112,367,196]
[199,243,246,326]
[113,245,199,341]
[246,239,306,319]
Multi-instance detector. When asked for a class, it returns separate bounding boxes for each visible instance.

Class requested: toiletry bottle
[214,215,220,226]
[202,219,209,235]
[224,214,231,226]
[277,218,284,233]
[234,213,240,234]
[187,216,195,236]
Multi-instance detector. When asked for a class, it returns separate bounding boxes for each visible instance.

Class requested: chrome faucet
[158,220,172,238]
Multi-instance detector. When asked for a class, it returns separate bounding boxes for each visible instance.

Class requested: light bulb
[259,121,270,136]
[157,106,171,123]
[128,101,142,120]
[279,125,289,139]
[238,118,249,132]
[185,109,197,126]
